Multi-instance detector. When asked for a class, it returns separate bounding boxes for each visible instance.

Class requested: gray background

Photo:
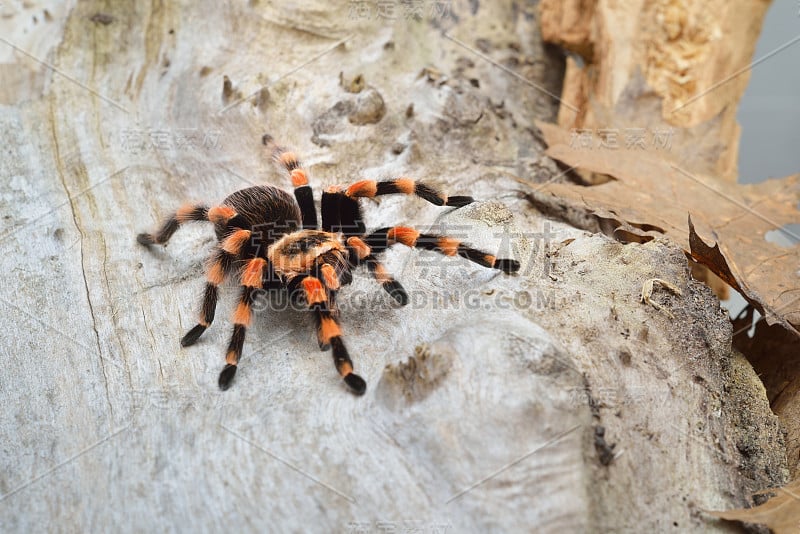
[737,0,800,185]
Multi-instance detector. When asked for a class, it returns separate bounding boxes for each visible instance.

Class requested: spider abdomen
[214,185,302,243]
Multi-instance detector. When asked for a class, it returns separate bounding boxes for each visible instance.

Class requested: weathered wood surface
[0,1,788,532]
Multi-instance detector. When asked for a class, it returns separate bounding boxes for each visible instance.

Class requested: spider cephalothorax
[268,230,348,282]
[137,134,520,395]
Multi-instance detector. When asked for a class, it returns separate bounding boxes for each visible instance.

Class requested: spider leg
[365,226,521,273]
[263,134,318,229]
[321,189,365,238]
[364,256,408,305]
[320,178,472,238]
[138,204,249,246]
[218,257,268,390]
[342,178,474,207]
[137,203,209,246]
[181,247,235,347]
[346,236,408,305]
[298,274,366,395]
[142,202,252,347]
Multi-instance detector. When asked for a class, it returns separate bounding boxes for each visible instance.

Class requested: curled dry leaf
[686,215,788,327]
[708,478,800,534]
[533,121,800,336]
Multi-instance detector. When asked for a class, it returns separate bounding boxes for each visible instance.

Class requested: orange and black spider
[137,134,520,395]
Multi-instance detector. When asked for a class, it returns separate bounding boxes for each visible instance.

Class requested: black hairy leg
[344,235,407,305]
[366,226,520,273]
[299,275,366,395]
[218,258,267,390]
[137,203,209,246]
[343,178,474,207]
[181,247,236,347]
[263,134,318,230]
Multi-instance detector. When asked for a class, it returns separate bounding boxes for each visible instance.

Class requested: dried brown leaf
[708,478,800,533]
[535,121,800,335]
[687,215,746,295]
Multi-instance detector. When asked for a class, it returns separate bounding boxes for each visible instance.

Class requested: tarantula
[137,135,519,395]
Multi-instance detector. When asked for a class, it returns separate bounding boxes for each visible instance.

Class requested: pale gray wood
[0,1,787,533]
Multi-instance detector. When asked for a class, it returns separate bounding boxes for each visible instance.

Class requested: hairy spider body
[213,186,301,240]
[137,134,519,395]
